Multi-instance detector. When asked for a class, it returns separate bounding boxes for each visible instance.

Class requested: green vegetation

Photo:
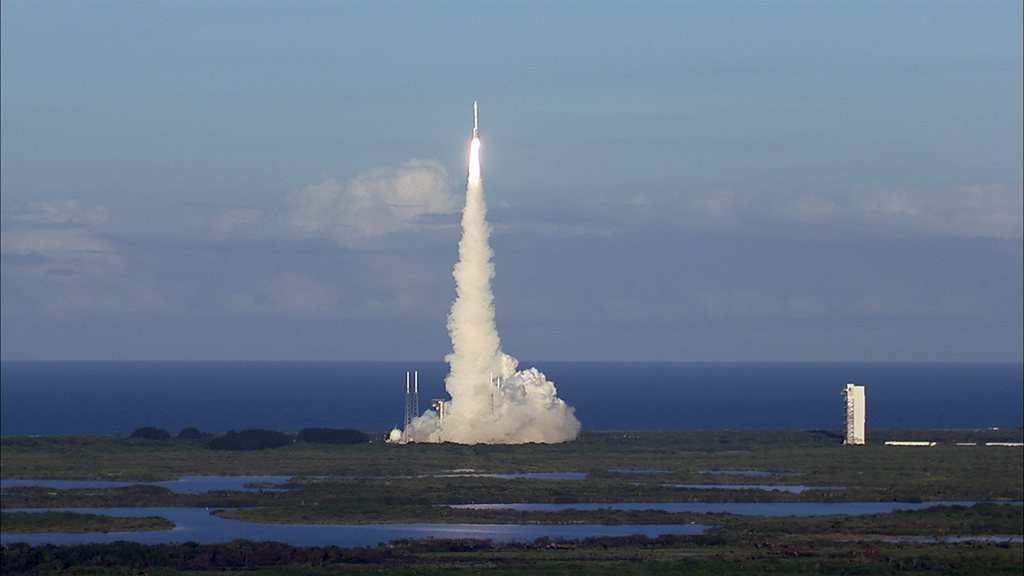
[708,503,1022,538]
[3,533,1021,575]
[2,429,1021,574]
[0,511,172,534]
[296,427,369,444]
[176,427,205,441]
[2,429,1020,499]
[205,429,293,451]
[129,427,171,441]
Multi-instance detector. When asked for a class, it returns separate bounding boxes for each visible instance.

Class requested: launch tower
[842,383,866,445]
[403,371,419,436]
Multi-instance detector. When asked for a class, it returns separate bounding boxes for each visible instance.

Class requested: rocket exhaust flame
[402,103,581,444]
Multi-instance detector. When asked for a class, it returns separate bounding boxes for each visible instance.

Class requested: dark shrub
[296,428,369,445]
[130,427,171,441]
[206,429,292,450]
[177,427,204,441]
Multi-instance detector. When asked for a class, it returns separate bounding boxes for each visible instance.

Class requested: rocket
[472,100,479,139]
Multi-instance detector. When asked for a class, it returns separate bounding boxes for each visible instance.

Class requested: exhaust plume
[403,105,580,444]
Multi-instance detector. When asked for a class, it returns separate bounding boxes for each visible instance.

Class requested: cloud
[226,272,348,317]
[1,200,171,314]
[778,195,838,223]
[693,291,828,321]
[283,159,457,244]
[11,200,109,226]
[1,201,120,278]
[690,190,740,220]
[844,290,982,319]
[214,207,266,241]
[455,181,1018,243]
[655,183,1023,239]
[2,227,117,261]
[858,184,1023,239]
[596,291,828,327]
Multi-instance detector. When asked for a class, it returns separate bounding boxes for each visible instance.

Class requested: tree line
[2,535,694,572]
[129,427,370,450]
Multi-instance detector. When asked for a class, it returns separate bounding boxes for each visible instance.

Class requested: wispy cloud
[1,200,169,314]
[857,184,1023,239]
[212,158,458,246]
[11,200,109,226]
[226,272,348,317]
[214,207,266,241]
[1,200,120,278]
[673,183,1023,239]
[284,159,456,243]
[482,182,1020,242]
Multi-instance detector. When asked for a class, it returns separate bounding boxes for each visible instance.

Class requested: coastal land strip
[2,428,1021,574]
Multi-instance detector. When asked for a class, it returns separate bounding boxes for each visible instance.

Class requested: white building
[842,383,866,445]
[884,441,935,447]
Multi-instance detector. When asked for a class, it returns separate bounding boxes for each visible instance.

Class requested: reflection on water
[452,501,993,516]
[665,483,826,494]
[0,507,708,547]
[700,470,801,478]
[432,472,587,480]
[151,476,291,493]
[881,535,1023,544]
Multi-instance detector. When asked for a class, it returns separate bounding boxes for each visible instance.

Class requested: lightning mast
[404,371,420,436]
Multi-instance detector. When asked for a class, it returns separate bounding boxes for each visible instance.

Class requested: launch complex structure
[397,370,505,443]
[842,383,866,445]
[403,371,419,435]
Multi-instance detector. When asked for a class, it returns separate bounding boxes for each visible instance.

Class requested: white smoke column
[445,137,502,424]
[404,121,580,444]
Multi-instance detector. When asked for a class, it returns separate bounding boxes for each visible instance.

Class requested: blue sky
[2,0,1021,361]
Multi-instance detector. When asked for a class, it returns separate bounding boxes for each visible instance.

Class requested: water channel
[451,501,1000,516]
[0,507,709,547]
[4,477,1019,547]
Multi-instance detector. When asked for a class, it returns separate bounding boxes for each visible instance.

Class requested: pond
[0,507,709,547]
[664,483,829,494]
[431,472,587,480]
[881,535,1023,544]
[699,470,801,478]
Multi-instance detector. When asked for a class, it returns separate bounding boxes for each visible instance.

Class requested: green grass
[0,511,173,533]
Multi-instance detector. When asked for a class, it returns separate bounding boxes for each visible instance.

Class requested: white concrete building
[842,383,866,445]
[884,441,935,447]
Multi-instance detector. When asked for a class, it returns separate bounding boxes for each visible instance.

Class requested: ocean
[1,361,1020,436]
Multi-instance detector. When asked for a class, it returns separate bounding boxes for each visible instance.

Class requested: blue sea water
[1,362,1020,435]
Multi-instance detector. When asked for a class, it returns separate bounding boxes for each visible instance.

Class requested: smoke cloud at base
[402,131,581,444]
